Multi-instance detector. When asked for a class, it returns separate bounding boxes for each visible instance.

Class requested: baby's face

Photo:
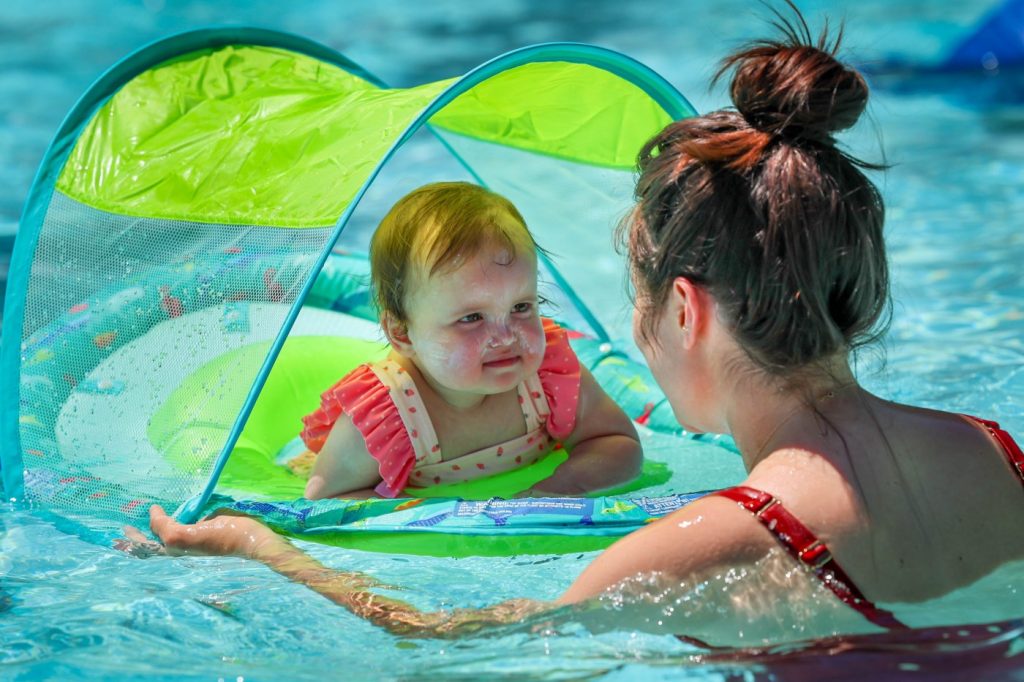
[400,240,545,403]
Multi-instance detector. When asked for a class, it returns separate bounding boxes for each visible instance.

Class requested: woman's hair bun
[719,20,869,145]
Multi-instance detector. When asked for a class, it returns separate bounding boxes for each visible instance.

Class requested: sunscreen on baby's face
[401,245,545,402]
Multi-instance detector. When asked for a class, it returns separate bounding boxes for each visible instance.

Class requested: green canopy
[0,28,696,523]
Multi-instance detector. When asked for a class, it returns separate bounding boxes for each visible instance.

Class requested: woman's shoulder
[754,398,1024,601]
[876,400,1020,468]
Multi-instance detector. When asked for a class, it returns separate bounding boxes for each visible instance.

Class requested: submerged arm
[144,497,772,640]
[146,506,553,638]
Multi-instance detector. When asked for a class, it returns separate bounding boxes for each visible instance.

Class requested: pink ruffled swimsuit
[300,318,582,497]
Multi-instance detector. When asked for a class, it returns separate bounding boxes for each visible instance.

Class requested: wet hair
[623,9,890,375]
[370,181,539,323]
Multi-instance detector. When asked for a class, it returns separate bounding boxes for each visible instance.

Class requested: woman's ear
[381,313,414,356]
[669,277,706,350]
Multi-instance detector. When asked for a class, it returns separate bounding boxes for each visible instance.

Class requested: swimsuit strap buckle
[753,496,779,517]
[798,539,833,570]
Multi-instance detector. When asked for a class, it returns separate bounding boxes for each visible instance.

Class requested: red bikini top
[710,414,1024,631]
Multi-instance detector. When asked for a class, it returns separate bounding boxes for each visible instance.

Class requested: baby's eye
[458,313,483,324]
[512,302,534,314]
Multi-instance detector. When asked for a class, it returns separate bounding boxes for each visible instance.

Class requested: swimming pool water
[3,0,1024,679]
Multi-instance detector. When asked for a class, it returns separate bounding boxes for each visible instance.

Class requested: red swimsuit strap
[962,414,1024,489]
[712,486,908,631]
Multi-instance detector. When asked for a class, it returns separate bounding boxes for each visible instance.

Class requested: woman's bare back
[746,394,1024,604]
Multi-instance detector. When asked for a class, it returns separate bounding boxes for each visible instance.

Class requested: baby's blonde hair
[370,182,539,323]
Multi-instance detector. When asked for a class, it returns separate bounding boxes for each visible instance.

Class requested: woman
[130,14,1024,644]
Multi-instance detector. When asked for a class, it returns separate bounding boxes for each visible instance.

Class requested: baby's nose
[487,319,516,346]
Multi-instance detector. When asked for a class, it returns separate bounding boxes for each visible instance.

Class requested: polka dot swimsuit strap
[519,374,551,431]
[370,359,441,465]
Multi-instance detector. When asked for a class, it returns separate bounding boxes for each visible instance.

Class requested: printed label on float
[454,497,594,519]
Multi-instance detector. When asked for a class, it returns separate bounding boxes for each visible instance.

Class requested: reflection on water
[598,552,1024,645]
[589,551,877,646]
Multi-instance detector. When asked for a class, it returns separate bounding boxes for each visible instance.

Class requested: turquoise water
[3,0,1024,679]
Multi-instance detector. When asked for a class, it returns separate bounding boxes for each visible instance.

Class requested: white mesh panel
[18,191,334,519]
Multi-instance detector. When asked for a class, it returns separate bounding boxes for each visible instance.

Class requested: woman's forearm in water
[251,535,552,637]
[144,506,554,638]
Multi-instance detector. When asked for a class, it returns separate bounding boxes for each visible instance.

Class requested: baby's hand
[512,475,591,499]
[285,450,318,478]
[512,485,587,499]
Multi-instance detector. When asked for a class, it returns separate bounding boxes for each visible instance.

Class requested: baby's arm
[529,367,642,496]
[305,415,383,499]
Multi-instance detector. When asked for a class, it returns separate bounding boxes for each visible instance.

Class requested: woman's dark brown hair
[624,7,889,375]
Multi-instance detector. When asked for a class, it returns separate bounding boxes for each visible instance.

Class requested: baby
[300,182,642,499]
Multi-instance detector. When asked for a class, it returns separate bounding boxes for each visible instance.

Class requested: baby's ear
[381,313,414,355]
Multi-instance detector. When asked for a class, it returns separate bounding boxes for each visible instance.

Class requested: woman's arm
[556,496,767,603]
[142,496,769,638]
[527,367,643,496]
[144,506,554,637]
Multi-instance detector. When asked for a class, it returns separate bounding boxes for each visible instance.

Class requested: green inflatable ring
[151,335,670,501]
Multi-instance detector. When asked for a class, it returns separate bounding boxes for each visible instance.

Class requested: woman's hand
[114,525,167,558]
[119,505,286,560]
